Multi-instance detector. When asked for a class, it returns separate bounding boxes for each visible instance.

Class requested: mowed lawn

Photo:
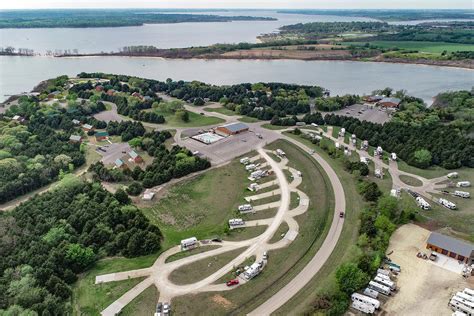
[158,110,224,127]
[142,158,251,249]
[346,40,474,53]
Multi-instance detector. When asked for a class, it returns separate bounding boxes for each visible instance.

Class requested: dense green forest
[276,9,473,21]
[0,181,162,314]
[0,9,275,28]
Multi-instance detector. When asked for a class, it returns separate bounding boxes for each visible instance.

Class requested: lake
[1,56,472,104]
[0,10,376,54]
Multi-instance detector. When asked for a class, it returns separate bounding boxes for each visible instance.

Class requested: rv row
[449,288,474,316]
[351,268,398,314]
[415,192,470,211]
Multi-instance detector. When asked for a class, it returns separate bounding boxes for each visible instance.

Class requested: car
[346,111,350,114]
[121,151,126,154]
[200,112,205,115]
[156,303,163,313]
[163,302,170,315]
[211,238,222,243]
[339,211,344,218]
[226,279,239,286]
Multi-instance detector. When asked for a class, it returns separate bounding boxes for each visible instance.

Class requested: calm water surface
[1,56,472,103]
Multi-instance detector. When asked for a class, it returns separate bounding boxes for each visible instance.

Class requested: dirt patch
[211,294,234,309]
[383,223,474,315]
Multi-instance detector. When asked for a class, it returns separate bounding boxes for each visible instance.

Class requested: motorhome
[452,311,470,316]
[240,157,250,165]
[377,269,391,276]
[376,273,391,282]
[180,237,198,251]
[245,164,256,171]
[363,288,379,299]
[375,169,382,178]
[238,204,254,213]
[416,196,431,210]
[390,189,400,198]
[464,288,474,297]
[449,297,473,316]
[229,219,245,229]
[457,181,471,188]
[248,183,260,192]
[361,140,369,151]
[447,172,459,179]
[335,142,340,149]
[249,169,267,180]
[368,281,391,296]
[375,146,383,156]
[454,191,470,198]
[351,293,380,309]
[390,153,397,161]
[374,276,396,290]
[276,149,286,157]
[339,128,346,137]
[351,134,356,140]
[243,262,261,280]
[351,300,375,314]
[360,157,369,165]
[439,198,457,210]
[456,292,474,304]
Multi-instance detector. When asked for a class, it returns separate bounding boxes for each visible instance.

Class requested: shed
[215,122,249,136]
[128,150,143,163]
[426,232,474,264]
[69,135,82,143]
[95,131,109,141]
[82,124,94,132]
[114,158,127,169]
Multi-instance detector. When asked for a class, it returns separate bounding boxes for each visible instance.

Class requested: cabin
[114,158,127,169]
[215,122,249,136]
[95,131,109,141]
[128,150,143,163]
[378,97,401,108]
[82,124,94,132]
[69,135,82,143]
[426,232,474,264]
[364,95,383,103]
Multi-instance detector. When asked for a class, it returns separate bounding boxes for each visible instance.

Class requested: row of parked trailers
[351,268,398,314]
[449,288,474,316]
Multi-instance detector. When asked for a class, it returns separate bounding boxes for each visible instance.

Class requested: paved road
[248,134,346,316]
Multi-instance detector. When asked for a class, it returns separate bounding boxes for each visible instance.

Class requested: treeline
[0,181,162,314]
[106,121,146,142]
[0,10,275,28]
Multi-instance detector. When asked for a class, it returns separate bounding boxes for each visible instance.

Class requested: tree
[377,196,399,219]
[413,149,432,169]
[335,263,368,294]
[114,188,131,204]
[126,182,143,196]
[175,110,189,122]
[193,97,205,106]
[65,244,95,271]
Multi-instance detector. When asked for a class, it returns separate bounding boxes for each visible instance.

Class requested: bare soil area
[382,224,473,315]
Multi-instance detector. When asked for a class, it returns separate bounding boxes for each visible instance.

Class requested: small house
[94,131,109,141]
[114,158,127,169]
[82,124,94,132]
[378,97,401,108]
[364,95,383,103]
[128,150,143,163]
[72,119,81,125]
[69,135,82,143]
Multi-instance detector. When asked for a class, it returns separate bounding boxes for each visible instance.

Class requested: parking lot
[94,142,131,165]
[326,103,392,124]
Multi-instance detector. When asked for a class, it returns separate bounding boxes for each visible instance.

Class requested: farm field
[345,40,474,53]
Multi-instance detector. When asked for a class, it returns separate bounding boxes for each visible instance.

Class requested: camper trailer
[390,189,400,198]
[361,140,369,151]
[447,172,459,179]
[351,300,375,314]
[377,269,391,276]
[375,169,382,179]
[363,288,379,299]
[450,295,474,315]
[454,191,470,198]
[390,153,397,161]
[180,237,198,251]
[248,183,260,192]
[376,273,391,282]
[245,164,256,171]
[339,128,346,137]
[240,157,250,165]
[368,281,391,296]
[375,146,383,157]
[360,157,369,165]
[416,196,431,210]
[243,262,262,280]
[351,293,380,309]
[374,276,396,290]
[229,219,245,229]
[457,292,474,304]
[439,198,457,210]
[276,149,286,157]
[464,288,474,297]
[457,181,471,188]
[238,204,254,213]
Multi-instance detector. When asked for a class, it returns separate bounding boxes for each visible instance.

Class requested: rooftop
[380,97,401,105]
[115,159,124,167]
[82,124,93,129]
[427,232,474,258]
[95,131,109,137]
[220,122,249,133]
[129,150,139,159]
[69,135,81,141]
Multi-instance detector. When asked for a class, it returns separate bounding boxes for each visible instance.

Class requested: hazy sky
[1,0,472,10]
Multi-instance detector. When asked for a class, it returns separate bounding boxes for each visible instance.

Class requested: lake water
[1,56,472,104]
[0,11,375,54]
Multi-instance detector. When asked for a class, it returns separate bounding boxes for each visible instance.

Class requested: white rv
[368,281,391,296]
[351,293,380,309]
[351,300,375,314]
[454,191,470,198]
[248,183,260,192]
[375,169,382,178]
[439,198,457,210]
[452,311,469,316]
[180,237,198,251]
[376,273,391,282]
[464,288,474,297]
[351,134,356,140]
[335,142,341,149]
[361,140,369,151]
[450,295,474,315]
[243,262,261,280]
[245,164,256,171]
[377,268,391,276]
[238,204,254,213]
[229,219,245,229]
[374,276,396,290]
[457,181,471,188]
[416,196,431,210]
[276,149,286,157]
[363,288,379,299]
[447,172,459,179]
[360,157,369,165]
[339,128,346,137]
[390,189,400,198]
[375,146,383,156]
[390,152,397,161]
[240,157,250,165]
[456,292,474,304]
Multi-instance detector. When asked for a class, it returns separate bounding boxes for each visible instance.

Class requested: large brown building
[215,122,249,136]
[426,232,474,264]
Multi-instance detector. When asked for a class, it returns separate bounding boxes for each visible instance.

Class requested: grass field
[203,106,238,116]
[172,139,335,314]
[141,158,251,249]
[120,285,158,316]
[238,116,261,123]
[71,253,160,315]
[151,109,224,127]
[345,41,474,53]
[261,124,288,130]
[165,245,222,263]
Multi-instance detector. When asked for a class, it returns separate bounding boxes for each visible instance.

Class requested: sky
[1,0,472,10]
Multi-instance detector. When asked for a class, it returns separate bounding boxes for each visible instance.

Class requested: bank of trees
[0,181,162,314]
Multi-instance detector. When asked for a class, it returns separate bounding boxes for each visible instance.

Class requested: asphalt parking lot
[96,142,131,165]
[327,103,392,124]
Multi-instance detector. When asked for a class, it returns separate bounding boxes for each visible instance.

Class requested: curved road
[248,134,346,315]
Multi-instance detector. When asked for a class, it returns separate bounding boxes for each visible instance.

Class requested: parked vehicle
[450,295,474,315]
[368,281,391,296]
[351,300,375,314]
[363,288,379,299]
[416,196,431,210]
[376,273,391,282]
[447,172,459,179]
[377,268,390,277]
[263,251,268,260]
[374,276,396,290]
[238,204,254,213]
[240,157,250,164]
[439,198,457,210]
[454,191,470,198]
[245,164,256,171]
[457,292,474,304]
[211,238,222,243]
[339,211,344,218]
[180,237,198,251]
[457,181,471,188]
[226,279,239,286]
[390,152,397,161]
[163,302,170,316]
[464,288,474,297]
[351,293,380,309]
[229,218,245,229]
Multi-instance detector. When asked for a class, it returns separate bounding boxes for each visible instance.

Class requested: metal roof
[380,97,401,104]
[129,150,138,159]
[427,232,474,257]
[115,159,124,167]
[95,131,109,137]
[69,135,81,141]
[220,122,249,133]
